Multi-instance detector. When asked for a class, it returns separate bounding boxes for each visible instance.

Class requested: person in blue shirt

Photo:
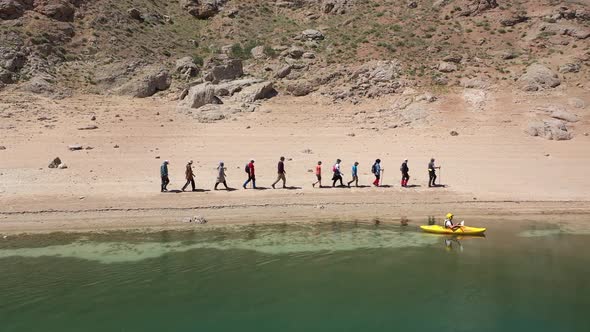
[348,161,359,187]
[160,160,170,192]
[371,159,382,187]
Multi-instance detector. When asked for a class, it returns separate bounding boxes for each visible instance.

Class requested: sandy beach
[1,89,589,234]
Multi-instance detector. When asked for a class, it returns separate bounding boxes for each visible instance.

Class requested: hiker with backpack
[348,161,359,187]
[332,159,344,187]
[243,159,256,189]
[371,159,382,187]
[160,160,170,192]
[400,159,410,187]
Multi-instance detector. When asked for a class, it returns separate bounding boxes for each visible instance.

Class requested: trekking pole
[380,169,384,186]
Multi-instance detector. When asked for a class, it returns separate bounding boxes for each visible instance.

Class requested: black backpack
[245,164,250,173]
[371,164,377,174]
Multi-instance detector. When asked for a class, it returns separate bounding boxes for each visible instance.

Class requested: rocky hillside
[1,0,589,100]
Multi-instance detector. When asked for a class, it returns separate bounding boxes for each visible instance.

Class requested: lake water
[1,220,589,332]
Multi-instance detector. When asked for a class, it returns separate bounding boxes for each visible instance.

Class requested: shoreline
[2,193,589,235]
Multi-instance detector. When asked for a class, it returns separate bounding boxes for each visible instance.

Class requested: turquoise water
[1,221,589,332]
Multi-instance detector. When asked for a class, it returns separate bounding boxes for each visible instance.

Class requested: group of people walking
[159,157,442,192]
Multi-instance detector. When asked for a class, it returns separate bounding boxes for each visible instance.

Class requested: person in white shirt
[332,159,344,187]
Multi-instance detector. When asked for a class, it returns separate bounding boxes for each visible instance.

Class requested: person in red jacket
[243,159,256,189]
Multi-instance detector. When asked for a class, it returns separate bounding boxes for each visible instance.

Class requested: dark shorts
[316,174,322,181]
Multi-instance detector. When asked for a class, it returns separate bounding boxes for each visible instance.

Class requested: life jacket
[444,218,453,228]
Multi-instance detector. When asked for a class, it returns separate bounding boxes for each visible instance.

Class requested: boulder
[33,0,75,22]
[438,62,457,73]
[48,157,62,168]
[302,29,324,40]
[127,7,143,21]
[322,0,352,14]
[58,163,68,169]
[576,9,590,21]
[567,27,590,39]
[302,52,316,59]
[287,46,305,59]
[568,97,585,109]
[550,109,579,123]
[416,92,437,103]
[250,45,266,59]
[353,60,402,83]
[214,78,265,96]
[0,69,13,84]
[442,54,462,63]
[178,83,221,109]
[239,81,277,102]
[175,56,199,79]
[77,125,98,130]
[518,64,560,91]
[432,0,449,8]
[0,0,33,20]
[22,75,55,94]
[116,67,171,98]
[275,65,292,79]
[500,14,528,26]
[457,0,498,16]
[408,1,417,9]
[542,23,590,39]
[3,52,27,72]
[203,58,243,83]
[526,120,572,140]
[68,144,83,151]
[460,78,489,89]
[286,81,314,96]
[559,63,581,73]
[500,50,519,60]
[181,0,225,19]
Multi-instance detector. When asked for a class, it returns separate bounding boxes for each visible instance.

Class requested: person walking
[271,156,287,189]
[160,160,170,192]
[243,159,256,189]
[332,159,344,187]
[400,159,410,187]
[371,159,382,187]
[428,158,440,187]
[348,161,359,187]
[312,161,322,188]
[215,161,229,190]
[182,160,196,192]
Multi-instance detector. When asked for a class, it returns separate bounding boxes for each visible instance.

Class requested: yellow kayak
[420,225,486,235]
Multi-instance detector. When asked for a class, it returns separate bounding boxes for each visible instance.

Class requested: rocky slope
[0,0,588,103]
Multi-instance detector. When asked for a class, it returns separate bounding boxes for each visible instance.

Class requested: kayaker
[443,213,464,231]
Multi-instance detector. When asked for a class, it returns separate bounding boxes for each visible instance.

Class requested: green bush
[192,55,204,66]
[263,46,277,58]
